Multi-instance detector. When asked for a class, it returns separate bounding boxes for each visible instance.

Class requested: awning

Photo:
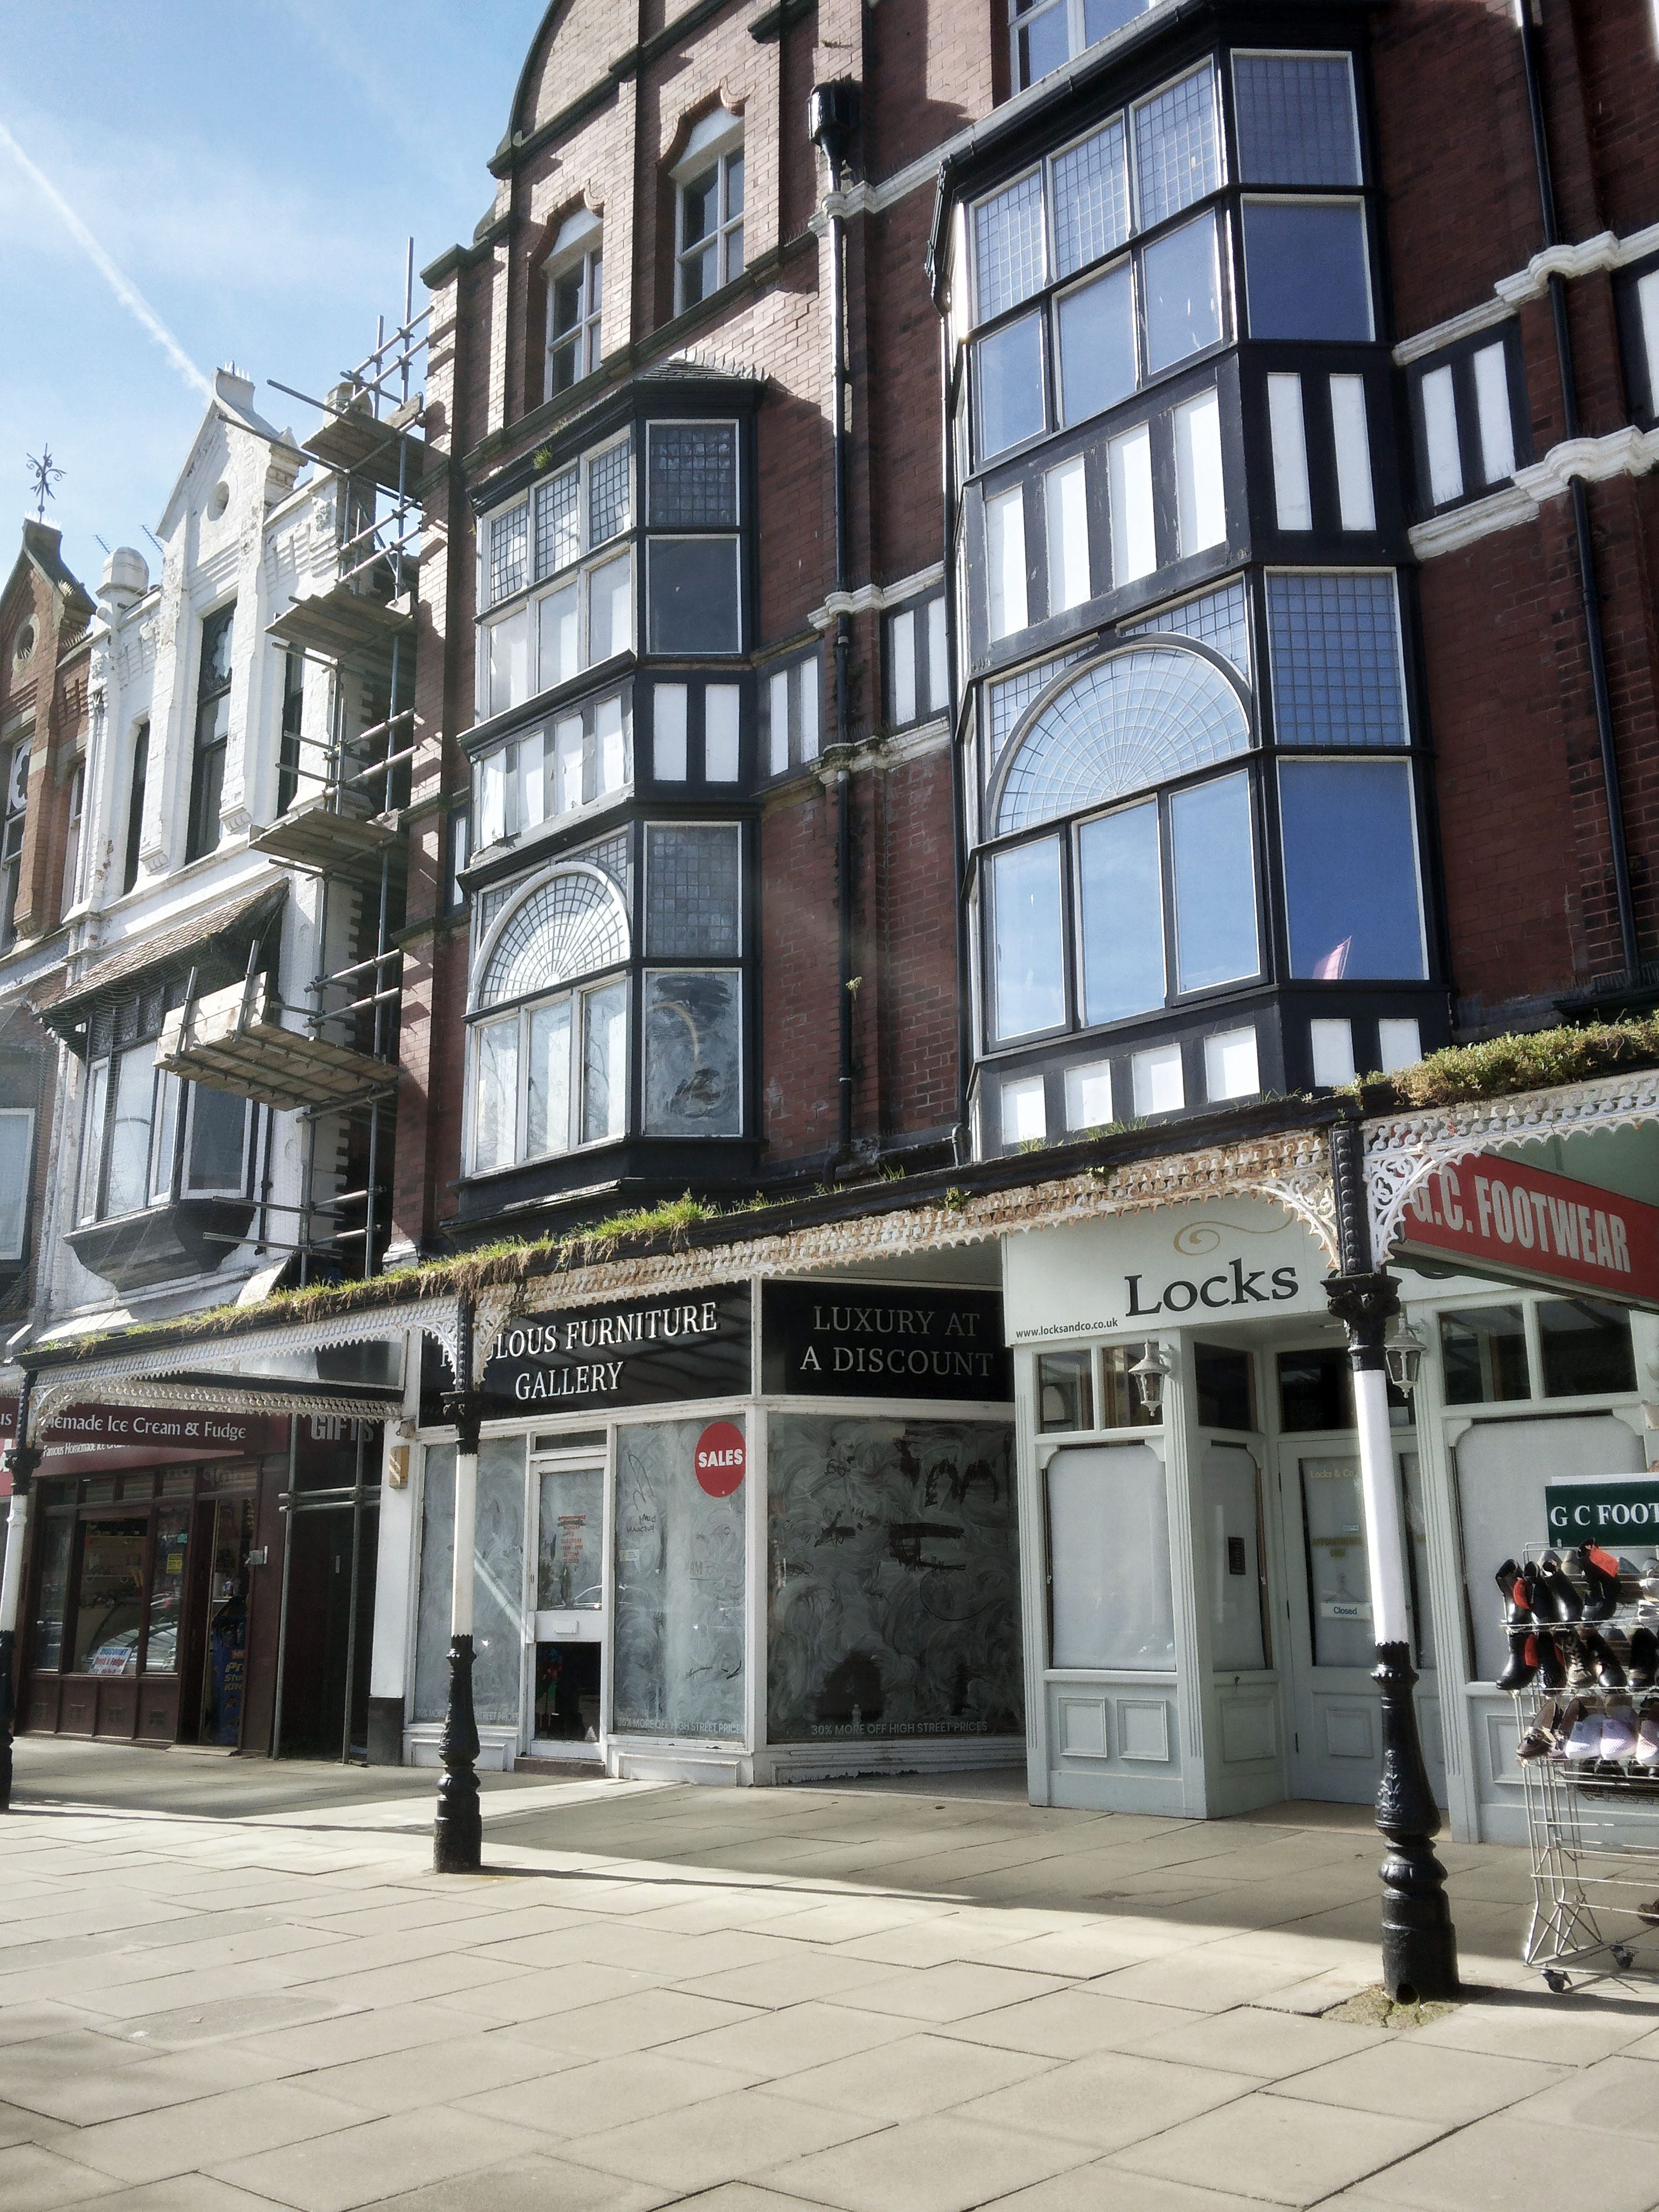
[36,881,287,1042]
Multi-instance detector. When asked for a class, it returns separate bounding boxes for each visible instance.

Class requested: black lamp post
[1326,1119,1459,2005]
[433,1300,482,1874]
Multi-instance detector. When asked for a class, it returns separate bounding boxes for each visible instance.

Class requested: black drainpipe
[810,79,861,1162]
[1516,0,1640,983]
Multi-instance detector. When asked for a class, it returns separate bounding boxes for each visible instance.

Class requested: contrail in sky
[0,119,213,401]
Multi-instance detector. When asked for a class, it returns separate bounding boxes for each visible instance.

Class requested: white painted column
[451,1447,477,1641]
[1353,1364,1410,1647]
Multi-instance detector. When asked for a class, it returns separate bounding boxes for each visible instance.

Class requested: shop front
[387,1272,1020,1783]
[1001,1185,1448,1820]
[1362,1084,1659,1845]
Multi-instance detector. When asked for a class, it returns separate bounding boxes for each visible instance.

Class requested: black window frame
[1404,320,1531,519]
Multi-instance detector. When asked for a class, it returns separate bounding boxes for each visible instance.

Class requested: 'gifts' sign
[1391,1153,1659,1305]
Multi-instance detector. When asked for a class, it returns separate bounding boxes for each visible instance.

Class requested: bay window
[474,688,631,851]
[479,433,634,719]
[78,1027,253,1228]
[646,422,741,655]
[1242,198,1371,342]
[1279,757,1426,982]
[0,1108,32,1261]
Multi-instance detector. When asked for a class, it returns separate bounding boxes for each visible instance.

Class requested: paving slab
[1105,2089,1447,2206]
[756,2112,1094,2212]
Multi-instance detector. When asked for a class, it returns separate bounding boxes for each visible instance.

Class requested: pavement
[2,1740,1658,2212]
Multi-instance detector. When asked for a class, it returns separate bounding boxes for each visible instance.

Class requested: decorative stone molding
[809,562,944,631]
[1363,1069,1659,1267]
[1409,426,1659,562]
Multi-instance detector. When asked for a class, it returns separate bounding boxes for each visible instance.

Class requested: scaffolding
[158,248,429,1285]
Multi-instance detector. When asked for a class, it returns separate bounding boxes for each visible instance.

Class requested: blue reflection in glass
[976,313,1046,460]
[1058,263,1137,425]
[1244,200,1371,340]
[1077,801,1164,1023]
[1279,759,1425,980]
[1016,1,1071,87]
[1143,213,1222,374]
[1170,772,1257,991]
[1083,0,1145,46]
[992,837,1066,1037]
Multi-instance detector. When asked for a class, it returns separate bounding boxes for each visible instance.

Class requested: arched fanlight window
[995,645,1249,836]
[475,866,629,1009]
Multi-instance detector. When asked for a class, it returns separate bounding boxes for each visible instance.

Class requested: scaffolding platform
[267,579,413,664]
[303,392,427,491]
[157,976,394,1114]
[251,799,405,883]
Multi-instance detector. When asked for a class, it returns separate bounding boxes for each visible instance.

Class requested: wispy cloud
[0,117,212,401]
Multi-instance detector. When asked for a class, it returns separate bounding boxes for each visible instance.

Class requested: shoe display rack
[1498,1544,1659,1992]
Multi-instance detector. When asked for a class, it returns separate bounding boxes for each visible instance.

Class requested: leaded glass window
[535,467,580,576]
[646,825,741,957]
[588,439,632,546]
[490,505,529,604]
[1267,573,1404,748]
[649,424,738,526]
[1051,119,1129,280]
[1233,54,1360,187]
[1126,580,1251,679]
[1134,63,1220,232]
[478,869,629,1008]
[974,170,1046,322]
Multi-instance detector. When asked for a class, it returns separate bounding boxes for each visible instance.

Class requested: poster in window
[613,1417,745,1739]
[767,1416,1021,1744]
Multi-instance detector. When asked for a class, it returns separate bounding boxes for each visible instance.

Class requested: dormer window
[545,210,602,399]
[675,109,744,312]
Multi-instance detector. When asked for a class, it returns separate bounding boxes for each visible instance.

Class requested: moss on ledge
[1353,1016,1659,1113]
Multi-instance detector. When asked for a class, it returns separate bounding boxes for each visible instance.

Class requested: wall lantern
[1129,1343,1173,1421]
[1384,1315,1428,1397]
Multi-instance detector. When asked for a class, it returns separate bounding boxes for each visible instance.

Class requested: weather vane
[25,446,64,525]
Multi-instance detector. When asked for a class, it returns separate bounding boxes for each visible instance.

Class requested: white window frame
[1008,0,1155,95]
[0,1107,34,1261]
[674,110,745,313]
[1228,49,1361,189]
[472,689,633,850]
[544,210,603,400]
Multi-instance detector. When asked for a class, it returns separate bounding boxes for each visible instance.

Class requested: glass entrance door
[529,1459,605,1756]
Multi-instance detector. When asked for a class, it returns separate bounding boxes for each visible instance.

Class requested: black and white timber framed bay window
[1405,321,1529,519]
[462,820,751,1207]
[969,569,1442,1152]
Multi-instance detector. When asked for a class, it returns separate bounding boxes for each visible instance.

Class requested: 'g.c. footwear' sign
[1391,1153,1659,1306]
[1545,1473,1659,1540]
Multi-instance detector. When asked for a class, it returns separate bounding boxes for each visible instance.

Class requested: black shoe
[1628,1625,1657,1690]
[1498,1627,1539,1690]
[1581,1629,1628,1690]
[1537,1630,1569,1690]
[1583,1543,1622,1622]
[1537,1553,1583,1623]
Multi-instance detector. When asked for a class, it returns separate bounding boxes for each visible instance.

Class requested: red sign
[0,1400,286,1486]
[1392,1153,1659,1305]
[694,1419,746,1497]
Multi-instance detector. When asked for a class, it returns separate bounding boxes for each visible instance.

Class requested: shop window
[144,1507,190,1672]
[1039,1348,1093,1431]
[1279,758,1426,982]
[31,1512,73,1669]
[1440,1303,1529,1405]
[1537,1297,1637,1400]
[544,211,602,399]
[1278,1346,1352,1430]
[768,1415,1020,1742]
[1132,1041,1184,1115]
[1065,1057,1114,1129]
[122,722,149,895]
[1242,199,1371,342]
[1205,1442,1268,1669]
[1232,53,1360,187]
[887,595,950,726]
[72,1519,147,1674]
[1009,0,1149,91]
[675,113,744,311]
[1408,329,1524,514]
[764,652,823,772]
[1046,1443,1176,1668]
[0,1107,33,1260]
[1002,1071,1046,1143]
[616,1418,745,1737]
[643,970,741,1136]
[1267,572,1404,748]
[186,602,235,862]
[413,1442,525,1729]
[1204,1024,1259,1101]
[1196,1343,1254,1429]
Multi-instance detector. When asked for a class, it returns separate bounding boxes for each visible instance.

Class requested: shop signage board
[1390,1152,1659,1307]
[1545,1472,1659,1541]
[761,1283,1012,1400]
[0,1400,285,1492]
[479,1284,751,1415]
[1002,1196,1334,1344]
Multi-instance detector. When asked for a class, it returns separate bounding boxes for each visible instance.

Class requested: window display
[72,1519,147,1675]
[767,1417,1020,1741]
[613,1418,745,1738]
[1046,1440,1175,1669]
[413,1443,526,1729]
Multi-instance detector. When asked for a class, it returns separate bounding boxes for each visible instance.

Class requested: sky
[1,2,548,594]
